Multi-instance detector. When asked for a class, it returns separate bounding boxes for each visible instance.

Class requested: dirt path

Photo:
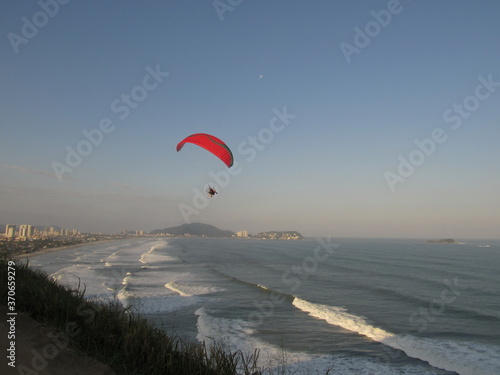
[0,305,116,375]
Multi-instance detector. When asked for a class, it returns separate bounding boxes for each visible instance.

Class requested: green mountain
[150,223,235,237]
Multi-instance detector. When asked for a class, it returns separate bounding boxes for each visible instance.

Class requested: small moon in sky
[258,74,264,79]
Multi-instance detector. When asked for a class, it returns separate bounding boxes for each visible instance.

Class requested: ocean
[27,237,500,375]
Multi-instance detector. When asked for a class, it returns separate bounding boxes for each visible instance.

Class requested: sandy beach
[14,239,123,260]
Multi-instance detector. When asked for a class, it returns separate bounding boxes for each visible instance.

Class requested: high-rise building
[5,224,16,239]
[15,224,35,239]
[19,225,27,238]
[236,230,248,238]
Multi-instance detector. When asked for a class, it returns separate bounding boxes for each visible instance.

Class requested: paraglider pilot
[207,186,218,197]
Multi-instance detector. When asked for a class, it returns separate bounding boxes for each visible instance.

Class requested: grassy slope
[0,257,261,375]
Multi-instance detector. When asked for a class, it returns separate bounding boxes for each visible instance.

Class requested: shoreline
[13,238,126,260]
[0,258,257,375]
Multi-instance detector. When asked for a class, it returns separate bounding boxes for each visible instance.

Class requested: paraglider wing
[176,133,234,168]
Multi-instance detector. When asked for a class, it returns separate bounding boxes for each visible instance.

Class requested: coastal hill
[150,223,235,237]
[149,224,304,240]
[425,238,464,244]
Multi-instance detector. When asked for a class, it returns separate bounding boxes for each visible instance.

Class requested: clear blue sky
[1,0,499,238]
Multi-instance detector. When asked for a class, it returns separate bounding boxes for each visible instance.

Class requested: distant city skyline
[2,223,81,238]
[1,1,499,239]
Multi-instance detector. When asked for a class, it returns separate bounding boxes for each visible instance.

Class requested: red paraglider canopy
[176,133,234,168]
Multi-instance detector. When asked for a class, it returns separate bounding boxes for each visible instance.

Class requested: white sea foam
[195,307,435,375]
[122,272,133,285]
[257,284,271,291]
[140,253,180,266]
[165,281,192,297]
[133,295,201,314]
[139,241,180,266]
[50,264,116,300]
[165,281,222,297]
[37,239,177,310]
[196,307,271,360]
[293,297,500,375]
[117,287,134,309]
[114,268,209,314]
[293,297,393,341]
[118,285,202,314]
[108,249,122,258]
[33,238,500,375]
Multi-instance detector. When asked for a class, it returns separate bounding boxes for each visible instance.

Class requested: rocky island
[425,238,464,244]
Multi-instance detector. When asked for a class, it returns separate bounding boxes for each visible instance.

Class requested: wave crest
[293,297,500,375]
